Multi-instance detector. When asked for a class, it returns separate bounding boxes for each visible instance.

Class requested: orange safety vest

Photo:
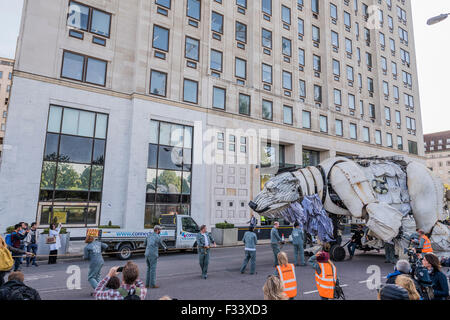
[315,262,337,299]
[420,235,433,253]
[276,264,297,298]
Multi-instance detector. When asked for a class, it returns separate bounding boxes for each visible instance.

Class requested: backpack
[4,234,12,246]
[0,236,14,272]
[118,287,141,300]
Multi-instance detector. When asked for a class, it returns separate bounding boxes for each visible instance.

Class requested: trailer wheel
[117,243,133,260]
[330,244,346,262]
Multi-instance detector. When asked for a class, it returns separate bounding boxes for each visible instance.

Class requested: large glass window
[303,149,320,166]
[335,119,343,136]
[262,100,273,121]
[212,12,224,34]
[236,22,247,43]
[210,49,223,72]
[153,25,170,52]
[262,64,272,83]
[262,0,272,15]
[282,37,292,57]
[38,106,108,226]
[183,79,198,104]
[239,94,250,115]
[68,1,111,38]
[302,110,311,128]
[212,87,226,110]
[283,105,293,125]
[145,120,193,228]
[262,29,272,48]
[350,123,357,140]
[150,70,167,97]
[185,37,199,61]
[235,58,247,79]
[282,71,292,91]
[187,0,201,20]
[320,115,328,133]
[282,6,291,24]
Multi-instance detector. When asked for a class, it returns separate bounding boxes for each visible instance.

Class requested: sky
[0,0,448,134]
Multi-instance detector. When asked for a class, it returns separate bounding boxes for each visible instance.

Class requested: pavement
[12,243,438,300]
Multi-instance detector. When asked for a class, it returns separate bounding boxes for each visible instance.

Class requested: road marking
[25,274,54,281]
[303,284,347,295]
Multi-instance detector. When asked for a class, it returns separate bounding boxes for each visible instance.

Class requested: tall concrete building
[0,0,424,235]
[424,131,450,186]
[0,57,14,162]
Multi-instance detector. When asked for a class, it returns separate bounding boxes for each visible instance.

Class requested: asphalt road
[17,244,400,300]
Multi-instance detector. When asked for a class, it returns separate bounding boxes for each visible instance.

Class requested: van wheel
[192,242,198,254]
[330,245,346,262]
[117,244,133,260]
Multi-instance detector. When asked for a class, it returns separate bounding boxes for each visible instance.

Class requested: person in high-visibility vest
[308,250,337,300]
[416,229,433,255]
[274,251,297,299]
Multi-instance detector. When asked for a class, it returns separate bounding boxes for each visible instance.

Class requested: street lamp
[427,13,449,25]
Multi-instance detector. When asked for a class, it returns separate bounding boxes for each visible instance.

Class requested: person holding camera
[386,259,422,296]
[94,262,147,300]
[11,224,29,271]
[144,225,167,289]
[196,225,216,279]
[422,253,449,300]
[270,222,284,267]
[48,223,62,265]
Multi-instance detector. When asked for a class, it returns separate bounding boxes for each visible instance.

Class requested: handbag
[46,236,56,244]
[0,236,14,271]
[331,263,346,300]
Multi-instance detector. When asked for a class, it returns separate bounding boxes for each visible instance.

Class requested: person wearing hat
[83,235,108,291]
[308,249,337,300]
[144,225,167,288]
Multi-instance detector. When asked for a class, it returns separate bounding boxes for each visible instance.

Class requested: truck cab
[92,214,200,260]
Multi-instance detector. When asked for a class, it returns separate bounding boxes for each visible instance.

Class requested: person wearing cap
[144,225,167,288]
[291,222,305,266]
[377,284,410,300]
[83,235,108,291]
[308,249,337,300]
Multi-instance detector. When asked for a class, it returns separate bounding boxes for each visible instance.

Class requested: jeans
[145,256,158,287]
[293,244,305,266]
[26,244,38,266]
[347,242,357,257]
[13,256,21,271]
[199,249,210,278]
[240,250,256,274]
[88,263,103,289]
[271,244,280,267]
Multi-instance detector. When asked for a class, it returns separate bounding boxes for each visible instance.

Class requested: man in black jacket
[0,272,41,300]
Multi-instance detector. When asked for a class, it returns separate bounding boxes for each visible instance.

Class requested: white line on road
[303,284,348,295]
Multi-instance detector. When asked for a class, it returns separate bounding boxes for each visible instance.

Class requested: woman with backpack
[0,235,31,286]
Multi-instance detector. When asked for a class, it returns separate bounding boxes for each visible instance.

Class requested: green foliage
[40,162,103,191]
[6,226,14,233]
[99,225,120,229]
[41,227,68,235]
[215,221,235,229]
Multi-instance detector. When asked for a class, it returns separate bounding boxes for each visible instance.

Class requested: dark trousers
[13,256,21,271]
[347,242,357,257]
[26,244,38,266]
[48,250,58,264]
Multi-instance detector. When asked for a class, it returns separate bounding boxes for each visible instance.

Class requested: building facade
[424,131,450,186]
[0,57,14,162]
[0,0,425,236]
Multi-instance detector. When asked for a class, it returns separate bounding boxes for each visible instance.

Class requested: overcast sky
[0,0,448,134]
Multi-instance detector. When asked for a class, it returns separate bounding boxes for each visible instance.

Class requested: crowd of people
[0,219,448,301]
